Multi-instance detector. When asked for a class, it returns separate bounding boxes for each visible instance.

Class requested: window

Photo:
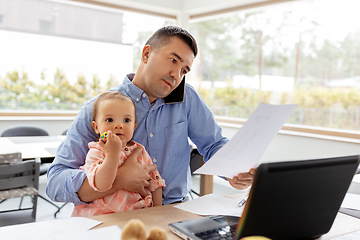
[0,0,174,111]
[188,0,360,132]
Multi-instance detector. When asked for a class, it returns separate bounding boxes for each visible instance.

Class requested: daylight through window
[188,0,360,132]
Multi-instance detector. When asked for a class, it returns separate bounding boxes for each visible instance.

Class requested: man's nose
[170,67,182,82]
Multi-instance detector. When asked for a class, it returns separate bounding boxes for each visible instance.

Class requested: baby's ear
[121,219,146,240]
[147,227,168,240]
[91,121,100,134]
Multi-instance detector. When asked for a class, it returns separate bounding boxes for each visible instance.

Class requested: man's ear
[142,45,152,63]
[91,121,100,134]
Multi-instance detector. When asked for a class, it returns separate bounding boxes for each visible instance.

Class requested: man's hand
[77,145,157,202]
[227,168,256,190]
[113,145,157,197]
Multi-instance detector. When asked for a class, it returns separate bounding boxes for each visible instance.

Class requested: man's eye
[182,69,187,74]
[106,118,113,122]
[171,58,176,63]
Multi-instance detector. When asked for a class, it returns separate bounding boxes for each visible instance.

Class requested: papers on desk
[174,194,245,217]
[194,103,298,178]
[341,193,360,211]
[0,217,120,240]
[340,175,360,212]
[55,225,121,240]
[0,136,65,159]
[353,174,360,184]
[339,174,360,219]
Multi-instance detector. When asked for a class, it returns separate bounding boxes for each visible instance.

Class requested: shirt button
[153,158,157,163]
[142,93,146,98]
[136,98,139,101]
[150,133,153,137]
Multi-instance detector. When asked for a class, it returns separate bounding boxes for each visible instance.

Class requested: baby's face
[93,98,137,146]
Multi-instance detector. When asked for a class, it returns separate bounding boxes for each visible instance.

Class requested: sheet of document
[174,194,245,217]
[0,217,102,240]
[55,225,122,240]
[341,193,360,211]
[194,103,298,178]
[353,174,360,184]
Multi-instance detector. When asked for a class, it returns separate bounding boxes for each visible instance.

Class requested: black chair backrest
[1,126,49,137]
[62,129,68,135]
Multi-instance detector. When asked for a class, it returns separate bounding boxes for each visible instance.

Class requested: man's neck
[131,73,157,104]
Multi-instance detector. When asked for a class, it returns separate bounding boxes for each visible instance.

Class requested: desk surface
[89,193,360,240]
[0,136,65,159]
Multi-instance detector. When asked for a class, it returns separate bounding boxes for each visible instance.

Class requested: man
[46,26,255,206]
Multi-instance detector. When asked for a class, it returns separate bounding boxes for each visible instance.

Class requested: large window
[0,0,174,110]
[188,0,360,132]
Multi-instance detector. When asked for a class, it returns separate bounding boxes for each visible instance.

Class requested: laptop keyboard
[195,225,237,239]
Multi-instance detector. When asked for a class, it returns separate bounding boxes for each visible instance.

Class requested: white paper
[0,217,102,240]
[54,225,122,240]
[352,174,360,183]
[194,103,298,178]
[174,194,245,217]
[341,193,360,211]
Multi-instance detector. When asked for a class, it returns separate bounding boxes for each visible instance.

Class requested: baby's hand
[99,131,122,153]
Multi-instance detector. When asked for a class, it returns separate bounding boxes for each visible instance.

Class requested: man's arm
[46,99,98,205]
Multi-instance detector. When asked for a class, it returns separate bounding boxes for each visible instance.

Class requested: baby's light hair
[92,91,137,124]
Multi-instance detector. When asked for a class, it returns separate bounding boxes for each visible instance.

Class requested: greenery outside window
[188,0,360,132]
[0,0,174,111]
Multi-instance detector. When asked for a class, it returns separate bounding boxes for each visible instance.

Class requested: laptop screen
[235,155,359,240]
[169,155,359,240]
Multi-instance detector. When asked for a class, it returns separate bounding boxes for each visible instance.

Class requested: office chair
[0,153,40,227]
[1,126,49,137]
[1,125,67,218]
[62,129,68,135]
[189,145,204,199]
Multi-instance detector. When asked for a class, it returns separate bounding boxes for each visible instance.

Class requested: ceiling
[68,0,296,23]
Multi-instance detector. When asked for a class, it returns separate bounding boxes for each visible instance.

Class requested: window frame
[1,111,359,143]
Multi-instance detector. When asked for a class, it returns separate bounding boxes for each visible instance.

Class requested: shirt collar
[124,73,184,104]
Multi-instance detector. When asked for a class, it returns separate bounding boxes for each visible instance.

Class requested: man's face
[141,37,195,103]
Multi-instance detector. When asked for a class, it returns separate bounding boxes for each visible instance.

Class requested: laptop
[169,155,360,240]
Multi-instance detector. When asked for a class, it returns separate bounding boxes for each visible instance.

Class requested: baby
[72,91,165,217]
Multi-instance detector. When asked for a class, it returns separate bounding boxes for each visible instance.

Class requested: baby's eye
[124,118,131,123]
[105,118,113,122]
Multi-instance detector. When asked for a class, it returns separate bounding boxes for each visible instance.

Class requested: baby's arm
[95,131,122,191]
[151,187,163,206]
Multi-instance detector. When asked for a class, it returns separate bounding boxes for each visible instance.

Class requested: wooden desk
[89,193,360,240]
[0,136,65,159]
[90,203,202,240]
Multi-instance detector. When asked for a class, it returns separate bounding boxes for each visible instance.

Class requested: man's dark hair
[145,26,198,57]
